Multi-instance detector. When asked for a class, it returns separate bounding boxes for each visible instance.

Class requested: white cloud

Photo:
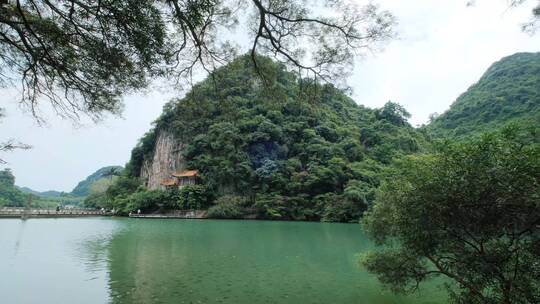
[0,89,174,191]
[350,0,539,125]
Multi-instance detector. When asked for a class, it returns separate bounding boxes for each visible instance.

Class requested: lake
[0,218,445,303]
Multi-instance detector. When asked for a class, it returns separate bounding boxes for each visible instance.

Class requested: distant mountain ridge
[426,52,540,137]
[17,186,64,198]
[13,166,123,200]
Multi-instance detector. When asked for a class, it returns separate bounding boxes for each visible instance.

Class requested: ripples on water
[0,218,445,304]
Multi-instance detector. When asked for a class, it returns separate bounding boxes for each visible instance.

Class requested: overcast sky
[1,0,539,192]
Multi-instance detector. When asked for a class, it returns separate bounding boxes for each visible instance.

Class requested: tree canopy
[71,165,123,197]
[0,108,30,163]
[426,52,540,138]
[362,126,540,303]
[0,0,395,120]
[510,0,539,33]
[0,168,25,206]
[100,56,427,220]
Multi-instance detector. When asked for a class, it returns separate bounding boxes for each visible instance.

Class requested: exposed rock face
[140,130,186,190]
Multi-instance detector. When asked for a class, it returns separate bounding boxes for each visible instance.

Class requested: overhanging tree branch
[0,0,395,121]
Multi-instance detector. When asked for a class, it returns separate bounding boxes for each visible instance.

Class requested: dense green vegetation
[97,53,538,302]
[0,168,83,208]
[0,169,25,207]
[71,166,123,197]
[426,52,540,138]
[0,0,394,122]
[0,166,122,208]
[3,44,539,302]
[362,125,540,303]
[102,56,427,221]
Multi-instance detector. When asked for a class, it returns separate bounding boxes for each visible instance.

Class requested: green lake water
[0,218,445,303]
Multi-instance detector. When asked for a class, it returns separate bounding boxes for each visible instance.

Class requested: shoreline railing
[0,207,105,217]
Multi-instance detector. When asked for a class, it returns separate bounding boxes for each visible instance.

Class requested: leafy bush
[177,185,210,210]
[207,205,244,219]
[124,190,172,213]
[83,192,106,208]
[207,195,250,219]
[253,193,289,219]
[321,198,366,223]
[362,126,540,303]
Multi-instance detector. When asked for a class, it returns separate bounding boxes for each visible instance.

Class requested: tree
[0,168,15,185]
[362,126,540,304]
[428,112,439,124]
[467,0,540,33]
[0,0,395,120]
[507,0,539,33]
[88,177,116,195]
[0,108,30,163]
[0,168,26,206]
[177,185,210,210]
[374,101,411,126]
[101,167,122,180]
[522,5,539,33]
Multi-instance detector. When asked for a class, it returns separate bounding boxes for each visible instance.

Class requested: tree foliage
[0,168,25,206]
[519,0,540,33]
[374,101,411,127]
[362,126,540,304]
[207,195,249,218]
[177,185,211,210]
[71,165,122,197]
[89,175,141,211]
[0,108,30,164]
[0,0,394,120]
[466,1,540,33]
[120,56,426,221]
[426,52,540,138]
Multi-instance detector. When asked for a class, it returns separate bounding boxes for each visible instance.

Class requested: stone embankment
[129,210,208,219]
[0,207,106,218]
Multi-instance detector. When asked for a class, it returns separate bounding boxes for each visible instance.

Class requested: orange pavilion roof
[172,170,199,177]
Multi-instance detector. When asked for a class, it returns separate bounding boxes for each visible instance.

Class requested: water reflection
[12,218,27,258]
[0,218,444,304]
[103,220,444,304]
[0,218,114,304]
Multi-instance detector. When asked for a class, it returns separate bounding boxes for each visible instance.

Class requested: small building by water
[160,178,177,190]
[160,170,198,190]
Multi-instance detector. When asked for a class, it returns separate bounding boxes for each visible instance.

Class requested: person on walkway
[137,209,141,215]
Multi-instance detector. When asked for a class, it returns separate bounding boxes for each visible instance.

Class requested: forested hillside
[427,52,540,137]
[0,168,83,208]
[0,166,122,208]
[18,187,63,198]
[0,169,25,207]
[100,56,427,222]
[71,166,123,197]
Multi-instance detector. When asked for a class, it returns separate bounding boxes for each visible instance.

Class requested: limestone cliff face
[140,130,186,190]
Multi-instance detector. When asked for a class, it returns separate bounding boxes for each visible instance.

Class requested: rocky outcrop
[140,130,186,190]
